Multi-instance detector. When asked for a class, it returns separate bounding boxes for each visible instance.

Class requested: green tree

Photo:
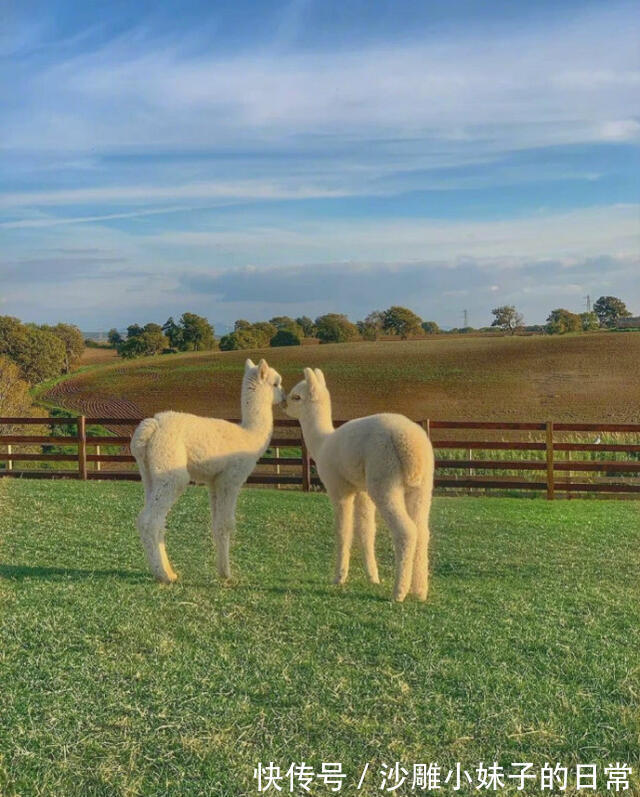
[118,337,147,359]
[491,305,524,335]
[315,314,360,344]
[234,319,252,331]
[269,316,303,338]
[421,321,440,334]
[219,329,255,351]
[0,356,33,417]
[358,310,385,341]
[107,328,122,347]
[580,311,600,331]
[143,323,169,353]
[179,313,215,351]
[126,323,143,339]
[162,317,183,350]
[250,322,277,347]
[218,333,237,351]
[546,308,582,335]
[270,329,301,347]
[219,321,275,351]
[593,296,632,328]
[382,306,423,339]
[42,323,85,373]
[118,323,168,358]
[0,316,66,383]
[295,316,316,337]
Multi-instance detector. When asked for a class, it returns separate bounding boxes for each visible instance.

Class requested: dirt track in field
[44,333,640,424]
[48,375,143,420]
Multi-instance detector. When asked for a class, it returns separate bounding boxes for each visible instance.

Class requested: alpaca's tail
[393,425,432,488]
[131,417,159,499]
[130,417,159,462]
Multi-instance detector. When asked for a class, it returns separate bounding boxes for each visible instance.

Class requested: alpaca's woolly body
[131,359,284,584]
[285,368,434,602]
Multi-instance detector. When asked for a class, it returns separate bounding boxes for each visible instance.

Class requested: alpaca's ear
[257,359,269,382]
[245,358,256,371]
[304,367,320,397]
[313,368,326,387]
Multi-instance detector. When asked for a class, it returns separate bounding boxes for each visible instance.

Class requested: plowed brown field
[45,333,640,423]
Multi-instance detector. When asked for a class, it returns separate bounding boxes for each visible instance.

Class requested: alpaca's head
[242,358,285,406]
[283,367,329,419]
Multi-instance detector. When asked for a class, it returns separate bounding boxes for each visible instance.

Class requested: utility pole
[463,309,468,328]
[585,295,591,313]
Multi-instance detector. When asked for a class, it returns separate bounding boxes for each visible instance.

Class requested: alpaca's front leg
[209,478,239,580]
[331,492,355,585]
[355,492,379,584]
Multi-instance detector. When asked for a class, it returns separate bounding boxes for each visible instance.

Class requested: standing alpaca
[285,368,434,602]
[131,358,285,584]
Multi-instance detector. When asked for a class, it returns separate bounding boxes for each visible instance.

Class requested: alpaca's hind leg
[371,486,417,602]
[406,481,433,601]
[209,474,241,580]
[137,472,189,583]
[355,492,379,584]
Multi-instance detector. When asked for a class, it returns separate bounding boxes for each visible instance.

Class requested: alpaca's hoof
[370,576,381,585]
[333,576,347,587]
[156,571,178,585]
[392,590,408,603]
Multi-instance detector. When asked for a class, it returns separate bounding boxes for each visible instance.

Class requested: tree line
[111,296,636,359]
[490,296,634,335]
[107,313,216,359]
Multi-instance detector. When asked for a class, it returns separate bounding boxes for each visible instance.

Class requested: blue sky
[1,0,638,332]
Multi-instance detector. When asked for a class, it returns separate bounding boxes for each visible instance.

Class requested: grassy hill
[1,480,638,794]
[45,333,640,423]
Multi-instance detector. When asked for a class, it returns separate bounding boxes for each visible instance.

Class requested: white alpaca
[285,368,434,602]
[131,358,285,584]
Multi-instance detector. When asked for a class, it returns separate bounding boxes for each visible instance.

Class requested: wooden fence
[1,416,639,498]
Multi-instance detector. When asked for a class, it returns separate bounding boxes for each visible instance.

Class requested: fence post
[95,444,101,472]
[6,443,12,472]
[275,445,280,489]
[545,420,554,500]
[78,416,87,481]
[301,436,311,493]
[421,419,430,438]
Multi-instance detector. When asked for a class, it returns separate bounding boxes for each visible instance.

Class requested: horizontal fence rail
[1,416,639,498]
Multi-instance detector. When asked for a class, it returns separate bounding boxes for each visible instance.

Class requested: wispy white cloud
[146,204,640,264]
[0,180,359,210]
[3,4,639,154]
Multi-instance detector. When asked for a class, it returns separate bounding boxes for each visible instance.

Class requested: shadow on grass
[231,580,398,604]
[0,563,149,582]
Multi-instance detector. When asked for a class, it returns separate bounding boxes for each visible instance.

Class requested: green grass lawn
[0,481,638,796]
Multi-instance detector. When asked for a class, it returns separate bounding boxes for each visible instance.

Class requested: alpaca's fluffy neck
[239,382,273,445]
[299,394,334,460]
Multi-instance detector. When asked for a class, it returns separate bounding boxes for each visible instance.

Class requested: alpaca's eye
[291,395,301,401]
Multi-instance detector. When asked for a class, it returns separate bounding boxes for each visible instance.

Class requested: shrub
[546,309,582,335]
[270,329,301,347]
[315,314,360,344]
[382,306,423,339]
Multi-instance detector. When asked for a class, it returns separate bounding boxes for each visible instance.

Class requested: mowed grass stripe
[0,481,638,795]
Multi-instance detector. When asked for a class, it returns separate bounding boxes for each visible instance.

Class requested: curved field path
[48,377,143,420]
